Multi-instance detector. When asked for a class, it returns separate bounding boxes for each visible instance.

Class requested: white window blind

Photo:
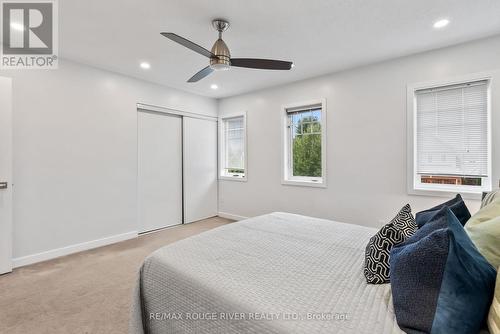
[415,80,489,177]
[223,116,245,172]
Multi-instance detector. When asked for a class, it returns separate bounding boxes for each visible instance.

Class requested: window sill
[282,179,326,188]
[219,175,247,182]
[408,187,485,201]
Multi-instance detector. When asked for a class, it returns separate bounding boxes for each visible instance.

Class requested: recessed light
[433,19,450,29]
[210,84,218,90]
[140,62,151,70]
[10,22,24,31]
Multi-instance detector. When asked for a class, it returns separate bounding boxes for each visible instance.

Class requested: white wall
[218,35,500,228]
[0,60,217,262]
[3,35,500,264]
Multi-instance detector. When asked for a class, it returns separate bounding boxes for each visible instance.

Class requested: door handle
[0,182,7,189]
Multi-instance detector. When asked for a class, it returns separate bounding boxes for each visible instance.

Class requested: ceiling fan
[161,19,294,83]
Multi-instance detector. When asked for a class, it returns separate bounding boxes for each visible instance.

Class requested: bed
[129,212,404,334]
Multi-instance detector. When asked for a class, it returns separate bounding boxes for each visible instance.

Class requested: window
[409,78,491,195]
[219,113,247,180]
[282,100,326,187]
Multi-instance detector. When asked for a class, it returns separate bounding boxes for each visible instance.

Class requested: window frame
[219,112,248,182]
[281,99,327,188]
[407,74,492,199]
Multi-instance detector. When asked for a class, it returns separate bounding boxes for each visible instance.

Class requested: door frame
[0,77,13,275]
[136,103,218,232]
[137,103,217,122]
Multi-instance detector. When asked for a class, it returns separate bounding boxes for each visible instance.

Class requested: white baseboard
[218,212,249,221]
[12,231,138,268]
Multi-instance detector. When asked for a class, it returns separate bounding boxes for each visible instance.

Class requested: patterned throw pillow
[364,204,417,284]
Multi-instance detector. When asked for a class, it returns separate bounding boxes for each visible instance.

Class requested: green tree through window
[290,110,322,177]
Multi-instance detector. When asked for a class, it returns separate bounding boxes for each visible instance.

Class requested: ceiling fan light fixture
[210,63,231,71]
[210,37,231,71]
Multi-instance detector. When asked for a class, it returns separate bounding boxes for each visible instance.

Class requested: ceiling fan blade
[187,66,214,83]
[230,58,293,70]
[161,32,215,59]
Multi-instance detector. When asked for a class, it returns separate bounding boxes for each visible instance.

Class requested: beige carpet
[0,217,233,334]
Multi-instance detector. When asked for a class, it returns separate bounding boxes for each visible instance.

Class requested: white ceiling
[60,0,500,98]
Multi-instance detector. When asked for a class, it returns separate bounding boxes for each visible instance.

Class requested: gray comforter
[129,212,404,334]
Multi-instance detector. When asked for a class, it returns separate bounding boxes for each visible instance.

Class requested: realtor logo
[1,0,58,69]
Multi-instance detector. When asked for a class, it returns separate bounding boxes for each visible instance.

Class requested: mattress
[129,212,404,334]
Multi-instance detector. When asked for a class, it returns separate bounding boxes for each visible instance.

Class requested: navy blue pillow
[390,207,496,334]
[415,194,471,227]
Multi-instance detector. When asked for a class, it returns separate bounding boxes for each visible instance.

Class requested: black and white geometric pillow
[364,204,417,284]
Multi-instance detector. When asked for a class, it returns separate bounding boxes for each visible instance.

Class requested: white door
[0,77,13,274]
[183,117,218,223]
[138,111,183,232]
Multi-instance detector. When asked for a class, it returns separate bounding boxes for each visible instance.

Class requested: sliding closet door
[0,77,12,274]
[138,111,183,232]
[183,117,218,223]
